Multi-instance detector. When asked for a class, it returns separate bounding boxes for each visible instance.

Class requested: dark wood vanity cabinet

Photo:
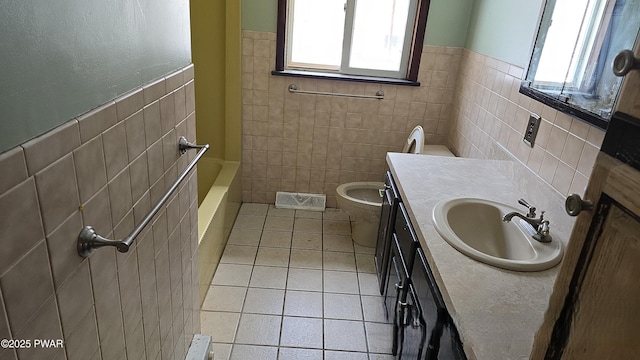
[380,184,466,359]
[412,248,466,360]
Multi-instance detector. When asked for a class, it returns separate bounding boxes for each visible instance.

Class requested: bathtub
[197,157,241,305]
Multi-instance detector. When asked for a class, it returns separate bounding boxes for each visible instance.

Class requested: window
[520,0,640,129]
[275,0,432,83]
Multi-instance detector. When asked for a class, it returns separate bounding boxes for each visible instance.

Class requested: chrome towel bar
[288,84,384,99]
[77,136,209,257]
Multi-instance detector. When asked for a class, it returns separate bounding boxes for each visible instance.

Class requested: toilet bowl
[336,126,455,247]
[335,182,385,247]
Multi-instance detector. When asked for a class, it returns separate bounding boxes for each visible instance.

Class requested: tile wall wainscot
[0,64,200,360]
[447,49,605,198]
[241,30,462,207]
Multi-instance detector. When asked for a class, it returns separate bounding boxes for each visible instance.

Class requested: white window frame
[284,0,419,79]
[521,0,640,129]
[528,0,616,93]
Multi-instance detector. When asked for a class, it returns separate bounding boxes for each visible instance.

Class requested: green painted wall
[240,0,473,47]
[424,0,473,47]
[465,0,544,68]
[0,0,192,153]
[242,0,278,33]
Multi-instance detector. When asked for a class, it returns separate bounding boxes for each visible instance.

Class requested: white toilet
[336,126,455,247]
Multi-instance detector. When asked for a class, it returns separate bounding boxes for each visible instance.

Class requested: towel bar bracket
[78,226,130,257]
[179,136,206,155]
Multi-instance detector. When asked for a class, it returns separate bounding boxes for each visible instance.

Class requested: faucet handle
[518,198,537,218]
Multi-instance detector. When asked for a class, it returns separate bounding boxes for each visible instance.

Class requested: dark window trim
[275,0,286,72]
[271,69,420,87]
[407,0,431,82]
[275,0,431,83]
[519,82,609,130]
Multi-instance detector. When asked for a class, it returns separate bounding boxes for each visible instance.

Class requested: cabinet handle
[565,194,594,216]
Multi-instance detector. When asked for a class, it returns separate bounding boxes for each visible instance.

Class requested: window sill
[271,69,421,87]
[519,82,608,130]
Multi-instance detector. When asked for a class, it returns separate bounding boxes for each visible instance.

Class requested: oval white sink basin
[432,198,563,271]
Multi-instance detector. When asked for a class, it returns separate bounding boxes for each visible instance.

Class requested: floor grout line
[204,204,394,359]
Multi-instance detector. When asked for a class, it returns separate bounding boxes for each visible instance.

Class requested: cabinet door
[384,237,406,319]
[545,197,640,359]
[531,132,640,359]
[411,248,443,360]
[438,314,467,360]
[396,202,420,274]
[399,284,427,359]
[376,171,400,294]
[385,234,410,356]
[413,248,466,360]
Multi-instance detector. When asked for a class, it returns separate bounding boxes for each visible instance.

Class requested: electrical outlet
[523,113,541,147]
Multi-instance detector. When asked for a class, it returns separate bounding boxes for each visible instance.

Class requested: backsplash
[0,64,199,360]
[241,30,462,207]
[448,49,605,197]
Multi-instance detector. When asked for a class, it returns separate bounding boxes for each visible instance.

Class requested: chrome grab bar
[288,84,384,99]
[77,136,209,257]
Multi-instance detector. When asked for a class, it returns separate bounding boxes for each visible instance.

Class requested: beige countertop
[387,153,562,360]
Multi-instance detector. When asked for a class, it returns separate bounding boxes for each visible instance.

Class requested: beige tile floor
[201,203,395,360]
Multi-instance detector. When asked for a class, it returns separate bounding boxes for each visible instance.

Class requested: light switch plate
[523,113,541,147]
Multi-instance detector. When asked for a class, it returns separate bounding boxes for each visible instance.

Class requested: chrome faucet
[502,199,553,243]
